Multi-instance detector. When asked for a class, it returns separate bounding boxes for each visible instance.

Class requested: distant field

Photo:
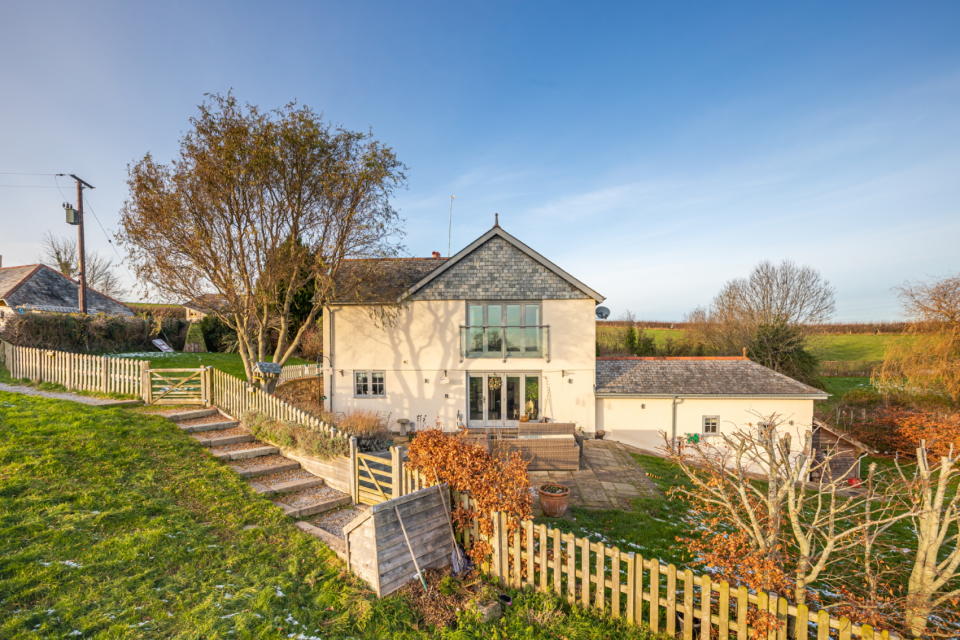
[805,333,911,361]
[596,324,910,363]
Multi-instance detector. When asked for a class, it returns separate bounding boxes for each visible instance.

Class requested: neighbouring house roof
[183,293,229,313]
[595,357,829,398]
[328,225,604,305]
[0,264,134,316]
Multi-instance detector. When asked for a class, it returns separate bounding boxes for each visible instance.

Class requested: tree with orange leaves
[406,429,532,566]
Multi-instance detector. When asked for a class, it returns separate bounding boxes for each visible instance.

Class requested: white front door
[467,372,540,427]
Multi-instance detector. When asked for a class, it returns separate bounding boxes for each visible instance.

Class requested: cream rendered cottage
[322,224,602,431]
[322,224,827,449]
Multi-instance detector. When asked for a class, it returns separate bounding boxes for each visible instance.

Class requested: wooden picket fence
[209,368,340,439]
[0,340,146,397]
[278,363,322,384]
[481,510,894,640]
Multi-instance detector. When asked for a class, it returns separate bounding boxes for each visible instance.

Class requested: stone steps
[249,469,325,496]
[274,489,352,519]
[229,456,301,478]
[195,431,254,447]
[295,521,346,558]
[165,407,221,423]
[209,443,280,461]
[179,419,240,434]
[162,404,353,557]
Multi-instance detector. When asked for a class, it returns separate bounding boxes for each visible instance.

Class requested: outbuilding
[594,356,829,454]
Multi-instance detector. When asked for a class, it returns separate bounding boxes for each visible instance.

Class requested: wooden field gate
[142,367,211,405]
[350,442,434,505]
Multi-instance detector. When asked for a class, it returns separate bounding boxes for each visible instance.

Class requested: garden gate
[143,367,211,405]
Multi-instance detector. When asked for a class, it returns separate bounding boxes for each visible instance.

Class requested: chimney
[431,251,441,259]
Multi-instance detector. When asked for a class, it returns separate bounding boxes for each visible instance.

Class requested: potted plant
[538,483,570,517]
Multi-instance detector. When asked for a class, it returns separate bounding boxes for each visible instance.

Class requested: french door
[467,372,540,427]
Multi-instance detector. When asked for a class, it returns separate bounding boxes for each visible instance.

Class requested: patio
[529,439,661,511]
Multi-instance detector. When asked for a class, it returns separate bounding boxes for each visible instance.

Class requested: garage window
[702,415,719,435]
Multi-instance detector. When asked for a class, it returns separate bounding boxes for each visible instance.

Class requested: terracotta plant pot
[538,483,570,518]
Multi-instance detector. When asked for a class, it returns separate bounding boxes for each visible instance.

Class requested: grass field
[0,393,654,639]
[110,352,310,380]
[596,325,909,363]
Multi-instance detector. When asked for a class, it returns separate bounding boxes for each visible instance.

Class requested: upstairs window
[354,370,386,397]
[465,302,543,358]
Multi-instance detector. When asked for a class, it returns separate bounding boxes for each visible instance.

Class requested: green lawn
[538,455,695,568]
[110,352,311,380]
[0,393,656,639]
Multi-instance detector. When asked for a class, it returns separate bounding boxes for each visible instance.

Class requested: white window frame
[702,415,720,435]
[354,370,386,398]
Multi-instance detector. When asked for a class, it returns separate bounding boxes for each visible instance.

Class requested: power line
[0,171,59,176]
[0,184,63,188]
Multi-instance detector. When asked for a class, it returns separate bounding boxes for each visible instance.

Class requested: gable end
[409,235,592,301]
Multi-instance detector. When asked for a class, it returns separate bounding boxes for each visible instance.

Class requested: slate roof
[330,257,447,304]
[328,225,604,304]
[595,357,828,397]
[0,264,134,316]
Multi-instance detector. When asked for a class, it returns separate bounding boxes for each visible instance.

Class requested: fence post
[140,361,151,403]
[203,366,212,406]
[349,437,359,504]
[390,445,403,499]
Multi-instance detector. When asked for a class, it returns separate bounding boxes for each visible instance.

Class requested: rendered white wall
[323,298,597,431]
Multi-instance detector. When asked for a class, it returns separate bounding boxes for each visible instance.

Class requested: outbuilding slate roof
[595,357,828,397]
[0,264,134,316]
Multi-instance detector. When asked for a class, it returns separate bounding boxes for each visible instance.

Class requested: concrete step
[229,455,301,479]
[295,521,346,558]
[209,443,279,461]
[180,419,240,434]
[165,408,220,423]
[194,426,253,448]
[250,469,325,496]
[274,488,352,519]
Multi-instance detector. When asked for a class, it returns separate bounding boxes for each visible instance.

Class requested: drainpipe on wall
[327,308,335,413]
[671,396,684,450]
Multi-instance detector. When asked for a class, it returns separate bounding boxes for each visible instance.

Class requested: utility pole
[60,174,94,313]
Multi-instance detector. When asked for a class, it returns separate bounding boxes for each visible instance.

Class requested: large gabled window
[463,302,544,358]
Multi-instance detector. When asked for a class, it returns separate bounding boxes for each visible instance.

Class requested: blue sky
[1,1,958,320]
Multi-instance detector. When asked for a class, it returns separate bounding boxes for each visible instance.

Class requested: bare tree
[688,261,835,353]
[666,415,904,606]
[896,445,960,637]
[875,274,960,403]
[41,232,127,299]
[117,93,405,388]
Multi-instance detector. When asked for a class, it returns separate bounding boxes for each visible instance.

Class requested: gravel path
[0,383,140,407]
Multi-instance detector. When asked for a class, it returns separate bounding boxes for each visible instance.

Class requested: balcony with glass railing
[460,325,550,360]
